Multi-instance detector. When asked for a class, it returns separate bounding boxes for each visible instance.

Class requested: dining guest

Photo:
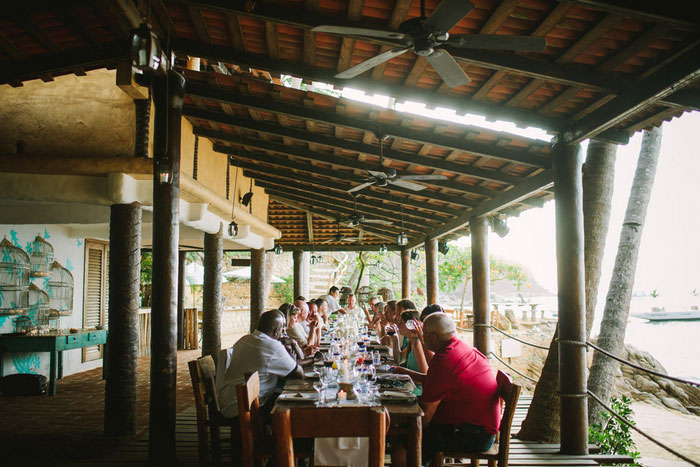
[294,296,309,334]
[391,313,501,466]
[218,310,303,419]
[385,310,429,374]
[370,301,387,335]
[315,297,329,327]
[324,286,341,314]
[396,298,417,314]
[286,304,319,354]
[339,293,365,321]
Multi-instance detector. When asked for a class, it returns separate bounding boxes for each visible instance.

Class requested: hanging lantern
[310,254,316,265]
[0,237,30,315]
[48,262,74,316]
[274,244,283,255]
[410,249,419,261]
[315,254,324,264]
[130,23,167,74]
[379,244,388,255]
[397,232,408,246]
[30,235,54,277]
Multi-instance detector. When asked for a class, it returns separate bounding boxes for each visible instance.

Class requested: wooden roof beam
[183,94,547,171]
[284,244,402,252]
[242,168,450,224]
[306,212,314,244]
[559,43,700,144]
[556,0,700,31]
[220,148,460,217]
[405,171,555,249]
[269,197,396,243]
[265,189,422,235]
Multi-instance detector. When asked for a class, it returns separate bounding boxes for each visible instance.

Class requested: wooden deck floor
[66,396,610,467]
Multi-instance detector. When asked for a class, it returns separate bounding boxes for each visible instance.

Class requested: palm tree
[588,126,663,426]
[516,140,618,442]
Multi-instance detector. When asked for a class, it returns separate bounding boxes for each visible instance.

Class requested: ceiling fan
[321,222,359,244]
[341,196,393,227]
[347,133,446,194]
[312,0,547,88]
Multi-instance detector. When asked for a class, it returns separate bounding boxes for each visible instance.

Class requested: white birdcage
[30,235,54,277]
[28,283,54,332]
[0,237,30,314]
[48,261,74,315]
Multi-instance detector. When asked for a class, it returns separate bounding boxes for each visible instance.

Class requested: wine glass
[313,380,325,406]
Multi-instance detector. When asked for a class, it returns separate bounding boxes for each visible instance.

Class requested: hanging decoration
[228,156,240,237]
[30,235,54,277]
[0,237,30,315]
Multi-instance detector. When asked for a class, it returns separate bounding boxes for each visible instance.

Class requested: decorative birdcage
[0,237,30,315]
[28,283,50,313]
[48,261,74,315]
[13,314,33,334]
[30,235,54,277]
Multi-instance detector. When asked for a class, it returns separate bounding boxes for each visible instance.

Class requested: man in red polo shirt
[391,313,501,466]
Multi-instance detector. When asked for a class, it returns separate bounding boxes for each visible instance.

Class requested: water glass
[372,351,381,366]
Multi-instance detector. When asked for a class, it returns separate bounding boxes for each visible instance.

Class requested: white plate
[279,392,319,401]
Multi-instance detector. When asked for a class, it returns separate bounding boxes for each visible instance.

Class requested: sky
[338,85,700,315]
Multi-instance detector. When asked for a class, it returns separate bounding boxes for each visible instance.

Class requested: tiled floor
[0,333,243,466]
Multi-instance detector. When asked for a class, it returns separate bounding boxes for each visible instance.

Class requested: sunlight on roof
[342,87,552,142]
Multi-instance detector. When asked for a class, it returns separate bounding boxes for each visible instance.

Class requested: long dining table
[272,339,424,466]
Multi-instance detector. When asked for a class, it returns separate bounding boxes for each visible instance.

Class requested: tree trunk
[516,140,617,442]
[588,126,662,426]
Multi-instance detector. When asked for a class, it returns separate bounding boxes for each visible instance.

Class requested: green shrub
[589,395,641,465]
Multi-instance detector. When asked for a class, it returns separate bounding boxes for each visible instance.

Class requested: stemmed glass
[313,380,325,406]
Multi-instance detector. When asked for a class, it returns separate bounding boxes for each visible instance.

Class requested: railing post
[553,141,588,454]
[471,216,490,356]
[425,238,438,305]
[105,202,142,436]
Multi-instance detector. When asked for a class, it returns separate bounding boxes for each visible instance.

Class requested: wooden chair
[236,371,270,467]
[432,370,521,467]
[273,406,389,467]
[188,355,234,466]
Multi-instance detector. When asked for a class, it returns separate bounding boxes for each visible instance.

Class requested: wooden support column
[177,250,186,350]
[401,249,411,299]
[293,250,304,299]
[470,217,490,355]
[149,69,185,465]
[250,248,266,332]
[202,228,223,357]
[425,238,438,305]
[134,98,150,158]
[553,141,588,455]
[105,202,142,436]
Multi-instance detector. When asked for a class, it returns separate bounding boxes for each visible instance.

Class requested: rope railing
[483,325,699,388]
[586,341,700,388]
[587,390,700,467]
[489,325,550,350]
[488,351,538,383]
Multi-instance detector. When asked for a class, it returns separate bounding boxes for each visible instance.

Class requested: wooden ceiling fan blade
[389,179,427,191]
[447,35,547,51]
[368,170,387,178]
[425,50,470,88]
[312,25,407,41]
[424,0,475,34]
[336,47,409,79]
[347,181,375,193]
[398,174,448,181]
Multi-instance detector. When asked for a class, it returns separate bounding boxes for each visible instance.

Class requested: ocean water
[518,296,700,384]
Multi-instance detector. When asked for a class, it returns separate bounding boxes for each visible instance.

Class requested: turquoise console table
[0,328,107,395]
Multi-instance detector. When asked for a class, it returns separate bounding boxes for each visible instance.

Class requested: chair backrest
[236,372,265,467]
[273,406,388,467]
[495,370,521,465]
[188,356,219,466]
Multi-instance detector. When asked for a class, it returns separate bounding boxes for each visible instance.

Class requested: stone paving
[0,333,243,465]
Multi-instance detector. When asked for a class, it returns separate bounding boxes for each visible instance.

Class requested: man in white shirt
[340,293,366,322]
[324,286,341,314]
[218,310,303,418]
[294,296,310,335]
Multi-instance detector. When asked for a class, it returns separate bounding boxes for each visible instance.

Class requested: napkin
[314,437,369,467]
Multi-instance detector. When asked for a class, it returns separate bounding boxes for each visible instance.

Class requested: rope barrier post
[471,216,490,356]
[553,141,588,455]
